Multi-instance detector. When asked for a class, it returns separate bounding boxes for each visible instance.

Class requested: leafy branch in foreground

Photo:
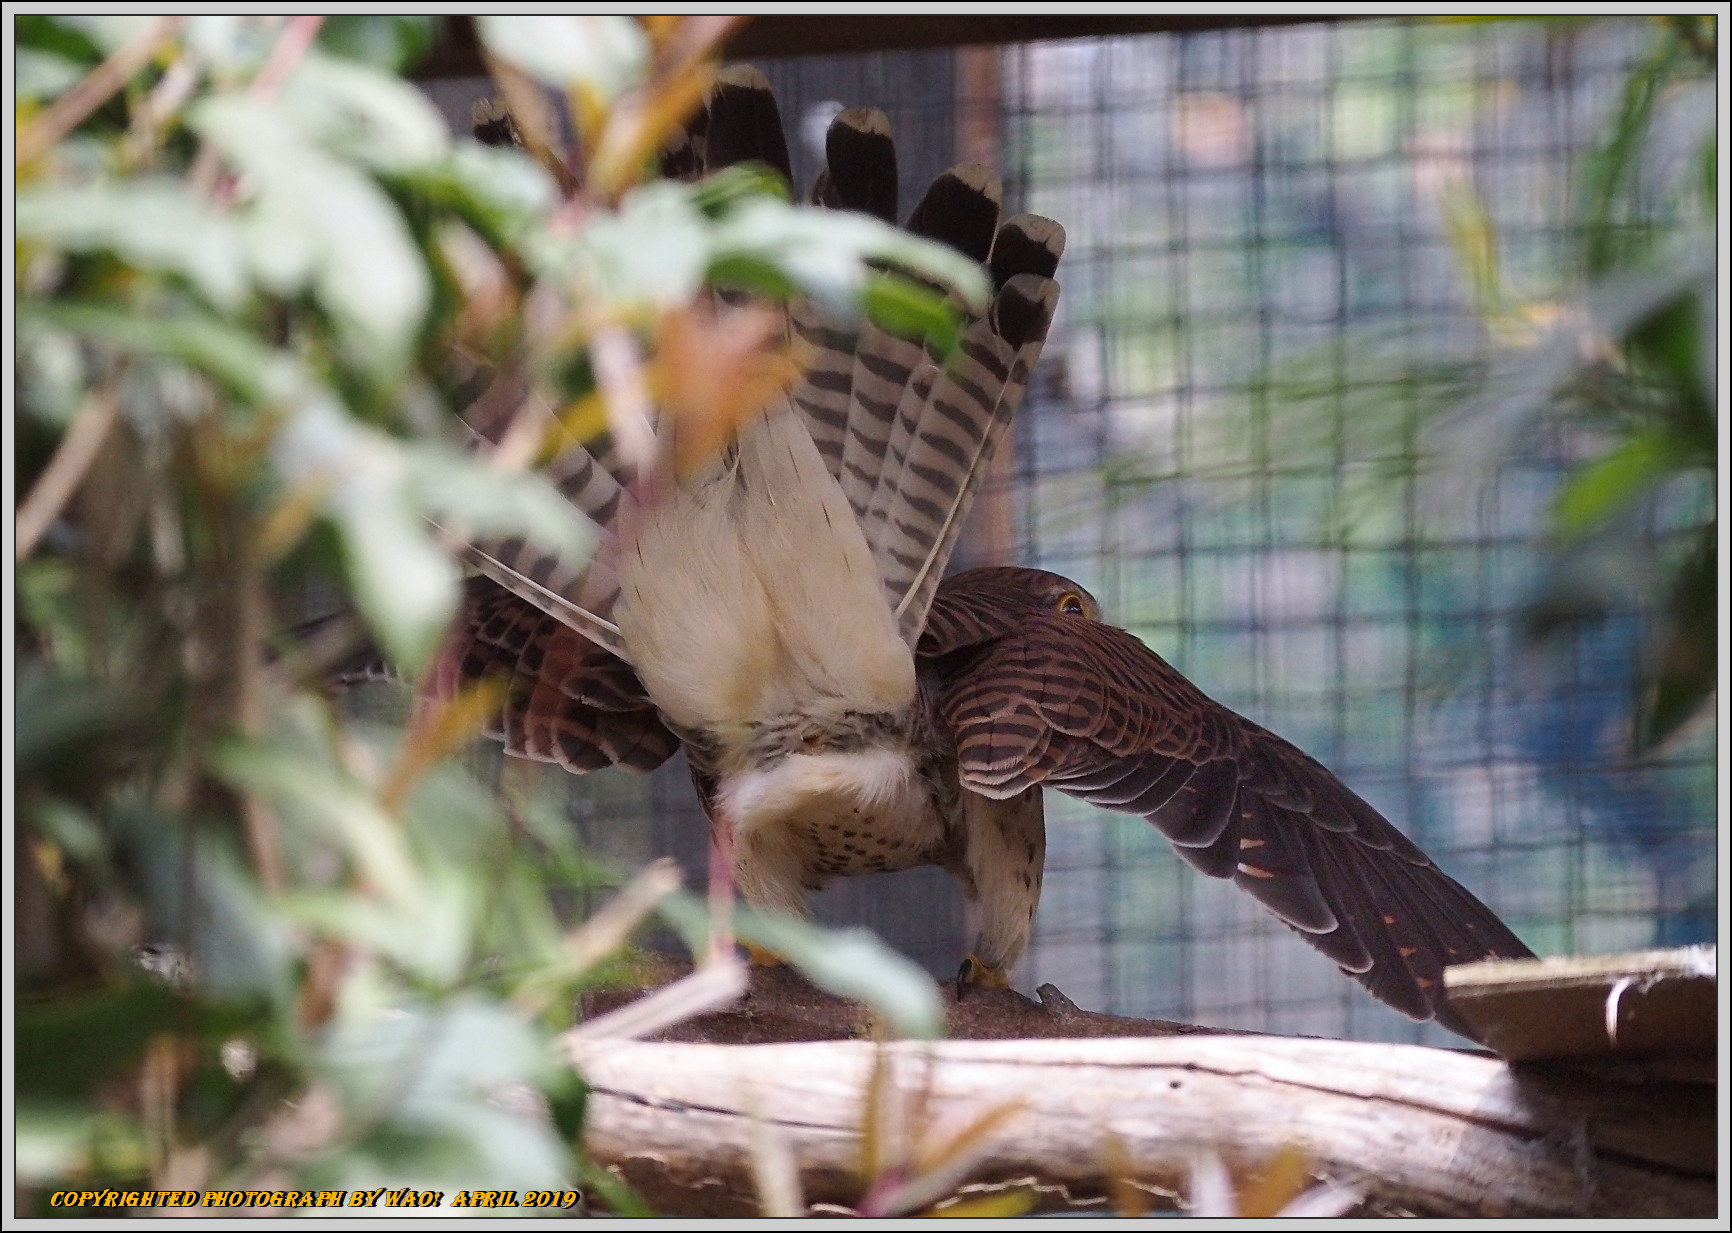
[15,14,968,1213]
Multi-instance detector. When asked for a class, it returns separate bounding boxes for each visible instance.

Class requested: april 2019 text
[47,1188,582,1209]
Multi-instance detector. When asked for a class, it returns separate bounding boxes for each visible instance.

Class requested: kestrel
[445,68,1531,1040]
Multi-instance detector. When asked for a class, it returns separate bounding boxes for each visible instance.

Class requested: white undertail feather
[719,746,915,837]
[615,401,915,744]
[724,745,940,919]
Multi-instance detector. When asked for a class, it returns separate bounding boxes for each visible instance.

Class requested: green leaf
[24,300,299,410]
[575,1154,655,1217]
[691,162,794,216]
[212,733,422,906]
[399,759,509,869]
[1439,241,1712,470]
[29,798,107,862]
[511,787,616,889]
[1578,25,1708,276]
[1638,520,1716,751]
[16,180,250,310]
[284,51,449,174]
[931,1189,1038,1218]
[271,400,460,675]
[570,179,712,310]
[864,271,964,356]
[177,834,300,1003]
[745,912,944,1039]
[317,15,437,73]
[705,253,800,302]
[1626,288,1713,451]
[658,895,945,1039]
[183,16,273,76]
[709,195,991,319]
[317,996,575,1190]
[17,982,265,1100]
[335,478,458,677]
[15,15,106,66]
[16,1103,149,1184]
[56,15,157,54]
[545,1069,588,1142]
[405,141,557,250]
[191,95,430,377]
[286,864,476,986]
[1549,430,1677,539]
[86,806,299,1007]
[15,323,87,427]
[14,48,86,100]
[13,662,122,774]
[403,445,594,568]
[476,15,648,102]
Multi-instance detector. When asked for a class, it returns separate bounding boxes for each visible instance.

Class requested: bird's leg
[953,787,1044,997]
[705,814,785,966]
[705,810,737,966]
[565,798,748,1043]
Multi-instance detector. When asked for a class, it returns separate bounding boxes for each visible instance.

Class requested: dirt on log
[569,963,1715,1217]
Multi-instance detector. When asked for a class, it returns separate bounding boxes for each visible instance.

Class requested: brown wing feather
[453,578,678,774]
[925,573,1531,1036]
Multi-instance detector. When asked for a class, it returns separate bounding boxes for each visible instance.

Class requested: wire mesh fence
[421,17,1717,1045]
[990,17,1716,1044]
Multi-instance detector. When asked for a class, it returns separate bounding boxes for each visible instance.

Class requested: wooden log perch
[570,1033,1716,1217]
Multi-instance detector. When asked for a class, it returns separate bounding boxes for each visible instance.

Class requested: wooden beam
[412,16,1337,83]
[1444,945,1717,1070]
[725,15,1329,59]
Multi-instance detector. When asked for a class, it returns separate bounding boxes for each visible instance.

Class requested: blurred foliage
[847,1045,1031,1217]
[1176,1146,1360,1219]
[13,14,973,1213]
[1535,16,1715,751]
[1449,15,1716,752]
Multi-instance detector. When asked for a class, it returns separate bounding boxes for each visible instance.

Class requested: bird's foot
[955,954,1012,997]
[743,941,786,968]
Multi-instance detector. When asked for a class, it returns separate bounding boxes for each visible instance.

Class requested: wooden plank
[1443,945,1717,1066]
[726,16,1329,59]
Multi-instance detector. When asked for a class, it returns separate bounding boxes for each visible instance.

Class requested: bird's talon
[956,954,1011,997]
[743,941,786,968]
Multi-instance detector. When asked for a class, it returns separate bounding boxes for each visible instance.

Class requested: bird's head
[939,566,1102,622]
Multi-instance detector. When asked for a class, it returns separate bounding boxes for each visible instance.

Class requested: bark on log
[569,1035,1716,1217]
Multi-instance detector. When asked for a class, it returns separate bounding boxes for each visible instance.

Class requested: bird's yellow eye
[1057,591,1086,616]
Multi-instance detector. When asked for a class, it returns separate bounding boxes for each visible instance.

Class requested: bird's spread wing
[453,393,633,660]
[926,604,1532,1036]
[450,576,678,774]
